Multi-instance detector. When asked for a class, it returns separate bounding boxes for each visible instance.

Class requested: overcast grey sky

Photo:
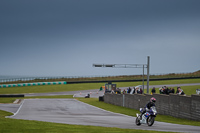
[0,0,200,77]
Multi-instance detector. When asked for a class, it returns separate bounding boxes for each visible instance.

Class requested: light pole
[93,56,150,94]
[147,56,150,94]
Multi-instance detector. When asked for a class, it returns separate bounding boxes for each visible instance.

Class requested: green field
[0,78,199,95]
[1,70,199,84]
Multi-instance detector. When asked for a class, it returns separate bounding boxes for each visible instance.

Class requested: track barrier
[0,94,24,97]
[0,81,67,88]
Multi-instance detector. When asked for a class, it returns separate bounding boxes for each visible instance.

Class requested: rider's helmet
[150,97,156,103]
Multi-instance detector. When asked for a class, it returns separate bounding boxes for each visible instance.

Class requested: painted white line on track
[75,99,133,118]
[6,99,25,118]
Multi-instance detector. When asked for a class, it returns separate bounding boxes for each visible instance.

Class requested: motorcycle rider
[140,97,156,119]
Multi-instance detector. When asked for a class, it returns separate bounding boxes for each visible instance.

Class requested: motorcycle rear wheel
[147,116,155,126]
[135,116,141,126]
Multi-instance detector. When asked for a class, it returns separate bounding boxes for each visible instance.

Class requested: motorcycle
[135,106,157,126]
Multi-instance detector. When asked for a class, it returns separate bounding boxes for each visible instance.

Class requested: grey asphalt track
[25,89,101,97]
[0,103,20,113]
[7,99,200,133]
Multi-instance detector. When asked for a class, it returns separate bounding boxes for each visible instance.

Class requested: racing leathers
[140,101,155,119]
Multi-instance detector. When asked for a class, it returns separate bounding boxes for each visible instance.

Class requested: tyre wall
[0,81,67,88]
[104,93,200,121]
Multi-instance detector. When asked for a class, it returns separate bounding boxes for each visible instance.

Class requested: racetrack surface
[7,99,200,133]
[25,88,103,98]
[0,103,20,114]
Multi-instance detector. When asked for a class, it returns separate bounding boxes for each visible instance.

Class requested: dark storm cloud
[0,0,200,76]
[1,0,199,32]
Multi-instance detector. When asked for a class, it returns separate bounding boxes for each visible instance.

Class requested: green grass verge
[0,78,199,95]
[1,71,199,84]
[0,95,74,103]
[0,83,103,94]
[114,78,200,88]
[0,98,18,103]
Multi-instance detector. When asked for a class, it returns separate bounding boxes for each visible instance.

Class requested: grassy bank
[1,70,200,84]
[0,95,74,103]
[0,78,199,95]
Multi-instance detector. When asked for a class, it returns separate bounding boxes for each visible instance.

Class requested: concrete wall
[104,93,200,121]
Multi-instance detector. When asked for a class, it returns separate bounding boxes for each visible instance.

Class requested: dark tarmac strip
[6,99,200,133]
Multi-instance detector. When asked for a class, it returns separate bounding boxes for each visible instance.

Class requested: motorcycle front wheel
[147,116,155,126]
[135,116,141,126]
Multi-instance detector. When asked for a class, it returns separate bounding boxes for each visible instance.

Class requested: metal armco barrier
[0,81,67,88]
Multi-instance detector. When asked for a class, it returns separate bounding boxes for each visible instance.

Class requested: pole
[147,56,150,94]
[123,94,125,107]
[143,65,144,94]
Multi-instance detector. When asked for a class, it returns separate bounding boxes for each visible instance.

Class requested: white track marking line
[6,99,25,118]
[75,99,134,118]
